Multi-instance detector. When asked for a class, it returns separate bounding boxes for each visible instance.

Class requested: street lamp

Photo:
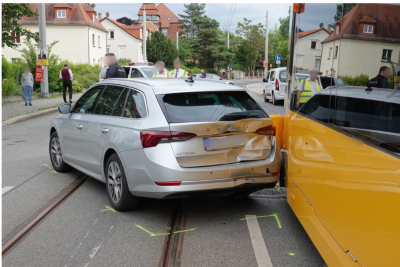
[143,3,158,62]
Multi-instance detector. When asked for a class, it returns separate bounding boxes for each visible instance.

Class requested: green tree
[195,16,234,70]
[146,31,178,66]
[176,36,193,62]
[235,40,257,72]
[334,4,356,21]
[86,3,96,9]
[235,18,266,70]
[2,3,40,48]
[178,3,206,39]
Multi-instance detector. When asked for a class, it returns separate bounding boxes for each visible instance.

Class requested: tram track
[2,174,88,255]
[159,198,187,267]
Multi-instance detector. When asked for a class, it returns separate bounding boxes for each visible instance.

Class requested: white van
[263,67,287,105]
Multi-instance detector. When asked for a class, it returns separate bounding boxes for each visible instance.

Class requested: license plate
[204,134,247,151]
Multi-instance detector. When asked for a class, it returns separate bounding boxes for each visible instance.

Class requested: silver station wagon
[49,78,282,210]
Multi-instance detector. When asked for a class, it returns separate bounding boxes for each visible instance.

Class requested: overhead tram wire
[225,4,233,32]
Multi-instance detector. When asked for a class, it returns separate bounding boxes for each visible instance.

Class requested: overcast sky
[95,3,292,32]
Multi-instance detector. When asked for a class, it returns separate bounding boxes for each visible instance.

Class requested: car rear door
[158,91,275,167]
[81,85,126,174]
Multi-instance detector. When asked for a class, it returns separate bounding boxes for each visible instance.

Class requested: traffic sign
[263,60,268,67]
[276,60,281,65]
[275,55,281,61]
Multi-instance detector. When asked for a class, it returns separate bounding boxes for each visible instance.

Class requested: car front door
[81,85,126,174]
[266,71,275,98]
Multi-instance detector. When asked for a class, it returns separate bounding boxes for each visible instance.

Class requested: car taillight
[275,78,279,90]
[154,181,182,186]
[140,131,197,148]
[272,172,280,177]
[256,125,276,136]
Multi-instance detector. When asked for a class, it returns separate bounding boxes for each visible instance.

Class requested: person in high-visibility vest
[296,68,323,109]
[170,59,188,78]
[153,61,170,78]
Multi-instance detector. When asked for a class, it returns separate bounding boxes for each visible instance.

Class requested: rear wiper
[218,112,262,121]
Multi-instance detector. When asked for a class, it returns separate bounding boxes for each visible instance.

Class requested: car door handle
[101,128,109,133]
[77,124,83,129]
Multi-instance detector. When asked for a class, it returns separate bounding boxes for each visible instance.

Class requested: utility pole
[227,32,229,50]
[395,51,400,91]
[176,32,179,58]
[38,3,49,97]
[143,8,147,62]
[264,10,269,79]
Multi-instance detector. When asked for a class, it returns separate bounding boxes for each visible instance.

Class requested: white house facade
[100,17,143,62]
[2,3,108,66]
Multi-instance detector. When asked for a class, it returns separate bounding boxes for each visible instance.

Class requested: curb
[244,83,264,95]
[2,107,59,127]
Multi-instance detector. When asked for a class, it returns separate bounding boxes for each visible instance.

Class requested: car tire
[106,153,139,211]
[49,131,71,173]
[263,90,267,102]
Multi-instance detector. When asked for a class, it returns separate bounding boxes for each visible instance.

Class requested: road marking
[100,206,116,212]
[245,215,273,267]
[2,186,14,195]
[240,214,282,229]
[135,224,197,237]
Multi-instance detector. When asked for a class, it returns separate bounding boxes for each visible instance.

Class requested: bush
[117,58,131,66]
[72,79,84,92]
[340,74,370,86]
[2,79,18,96]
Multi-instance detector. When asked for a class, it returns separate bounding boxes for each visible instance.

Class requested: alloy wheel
[107,161,122,203]
[50,137,62,168]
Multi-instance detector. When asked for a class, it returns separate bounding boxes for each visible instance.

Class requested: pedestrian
[21,66,34,106]
[200,70,207,78]
[169,59,188,78]
[222,71,226,79]
[59,63,73,104]
[367,66,391,89]
[296,68,323,110]
[38,49,46,59]
[104,53,127,79]
[153,61,170,77]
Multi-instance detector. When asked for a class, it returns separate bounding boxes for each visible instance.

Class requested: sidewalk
[245,83,264,95]
[2,93,84,125]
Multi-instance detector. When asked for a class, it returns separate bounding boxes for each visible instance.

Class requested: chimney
[327,25,332,32]
[98,13,102,20]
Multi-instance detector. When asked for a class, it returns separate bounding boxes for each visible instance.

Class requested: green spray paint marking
[240,213,282,229]
[289,253,295,256]
[277,187,281,192]
[135,224,197,237]
[100,206,116,212]
[42,164,58,173]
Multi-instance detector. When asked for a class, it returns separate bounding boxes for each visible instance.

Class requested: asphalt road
[2,83,326,267]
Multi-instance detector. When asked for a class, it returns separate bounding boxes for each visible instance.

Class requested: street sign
[276,60,281,65]
[35,65,43,82]
[275,55,281,61]
[263,60,268,67]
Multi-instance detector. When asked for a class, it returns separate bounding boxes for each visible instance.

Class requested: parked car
[49,78,282,210]
[99,62,158,81]
[263,67,287,105]
[191,73,235,85]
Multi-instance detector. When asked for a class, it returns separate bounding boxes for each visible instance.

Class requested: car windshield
[159,91,268,123]
[336,78,344,85]
[141,67,157,77]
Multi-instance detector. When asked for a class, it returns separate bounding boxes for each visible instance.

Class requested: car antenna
[365,85,373,92]
[185,76,194,83]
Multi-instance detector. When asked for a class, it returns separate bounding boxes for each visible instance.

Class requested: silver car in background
[49,78,282,210]
[191,73,235,85]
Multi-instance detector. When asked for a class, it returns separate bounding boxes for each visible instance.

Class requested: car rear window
[158,92,268,123]
[279,71,287,82]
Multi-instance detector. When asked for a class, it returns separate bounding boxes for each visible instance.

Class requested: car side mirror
[263,78,268,82]
[220,78,223,80]
[58,104,71,114]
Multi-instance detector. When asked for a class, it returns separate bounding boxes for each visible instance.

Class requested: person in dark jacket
[104,53,126,79]
[367,66,391,88]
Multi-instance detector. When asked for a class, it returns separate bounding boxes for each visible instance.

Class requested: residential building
[100,16,144,62]
[320,3,400,78]
[2,3,108,66]
[135,3,182,41]
[295,28,330,71]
